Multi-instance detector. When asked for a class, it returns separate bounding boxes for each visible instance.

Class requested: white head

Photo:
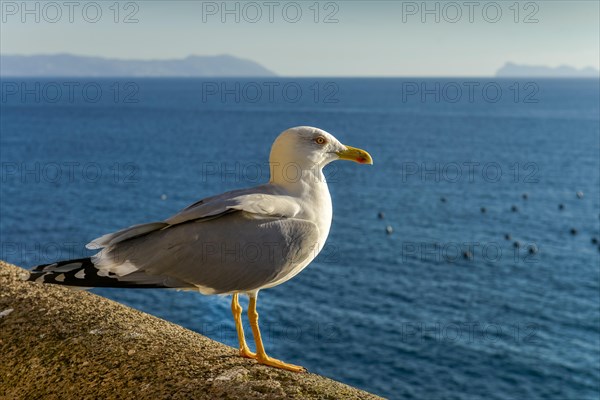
[268,126,372,187]
[270,126,372,167]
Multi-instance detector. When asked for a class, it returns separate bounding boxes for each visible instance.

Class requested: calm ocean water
[1,78,599,399]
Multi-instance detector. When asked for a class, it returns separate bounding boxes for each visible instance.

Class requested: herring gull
[27,126,373,372]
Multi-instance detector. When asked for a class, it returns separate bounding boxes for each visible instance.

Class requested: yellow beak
[336,145,373,165]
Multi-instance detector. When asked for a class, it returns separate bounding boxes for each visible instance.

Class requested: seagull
[27,126,373,372]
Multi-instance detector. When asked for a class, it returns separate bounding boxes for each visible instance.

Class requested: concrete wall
[0,261,381,399]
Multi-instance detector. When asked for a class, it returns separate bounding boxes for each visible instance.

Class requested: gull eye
[315,136,327,145]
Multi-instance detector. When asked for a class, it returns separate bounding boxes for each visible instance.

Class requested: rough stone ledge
[0,261,383,399]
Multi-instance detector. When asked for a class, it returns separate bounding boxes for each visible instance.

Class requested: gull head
[269,126,373,171]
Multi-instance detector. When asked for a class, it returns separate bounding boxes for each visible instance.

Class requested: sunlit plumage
[27,126,372,371]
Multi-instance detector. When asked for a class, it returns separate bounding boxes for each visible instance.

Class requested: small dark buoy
[377,211,385,219]
[570,228,577,235]
[504,233,511,241]
[558,204,565,210]
[480,207,486,213]
[462,251,473,260]
[440,197,447,203]
[576,191,584,199]
[513,241,521,248]
[385,225,393,235]
[592,237,599,245]
[522,193,528,200]
[528,244,538,254]
[511,205,518,212]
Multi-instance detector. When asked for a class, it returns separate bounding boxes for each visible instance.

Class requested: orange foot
[239,346,256,359]
[256,355,306,373]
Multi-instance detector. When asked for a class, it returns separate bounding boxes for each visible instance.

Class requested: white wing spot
[55,274,66,282]
[35,273,48,284]
[75,269,86,279]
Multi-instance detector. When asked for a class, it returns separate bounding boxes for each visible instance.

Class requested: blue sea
[1,78,599,399]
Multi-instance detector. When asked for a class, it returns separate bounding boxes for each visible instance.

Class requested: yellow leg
[231,293,256,359]
[247,293,306,372]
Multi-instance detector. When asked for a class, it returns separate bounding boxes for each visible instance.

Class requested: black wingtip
[27,257,170,289]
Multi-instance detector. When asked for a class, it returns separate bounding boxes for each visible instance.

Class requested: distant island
[496,62,599,78]
[0,54,277,77]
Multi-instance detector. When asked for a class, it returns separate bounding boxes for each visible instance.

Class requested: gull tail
[26,258,173,289]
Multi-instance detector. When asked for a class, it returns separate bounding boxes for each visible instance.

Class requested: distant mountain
[0,54,276,77]
[497,62,599,78]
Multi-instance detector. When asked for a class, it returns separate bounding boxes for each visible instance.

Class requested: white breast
[258,178,333,291]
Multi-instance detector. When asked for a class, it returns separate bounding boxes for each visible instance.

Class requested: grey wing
[87,185,300,250]
[91,212,320,293]
[86,187,257,250]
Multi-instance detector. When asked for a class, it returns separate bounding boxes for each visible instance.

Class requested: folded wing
[87,185,300,249]
[84,186,317,293]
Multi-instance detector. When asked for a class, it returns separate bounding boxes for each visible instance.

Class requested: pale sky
[1,0,598,76]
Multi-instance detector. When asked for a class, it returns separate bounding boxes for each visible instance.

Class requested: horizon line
[2,75,599,80]
[2,52,598,79]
